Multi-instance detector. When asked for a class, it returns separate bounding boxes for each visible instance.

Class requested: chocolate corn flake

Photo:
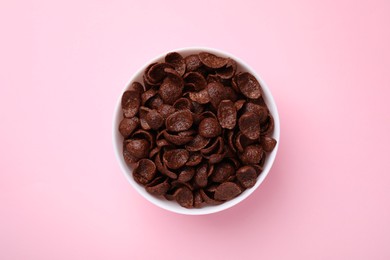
[119,117,139,138]
[174,186,194,208]
[125,138,150,159]
[236,72,262,99]
[199,52,228,69]
[214,182,242,201]
[198,117,222,138]
[119,51,277,208]
[211,162,235,183]
[185,54,202,72]
[122,90,141,118]
[216,58,237,79]
[239,112,261,140]
[145,109,164,130]
[185,152,203,166]
[207,82,226,109]
[146,178,170,196]
[165,52,186,76]
[236,166,257,188]
[133,159,156,185]
[165,109,193,132]
[184,72,207,91]
[239,145,263,165]
[189,89,210,104]
[260,136,277,152]
[163,149,190,170]
[162,130,193,146]
[217,100,237,129]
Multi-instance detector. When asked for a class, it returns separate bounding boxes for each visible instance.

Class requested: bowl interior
[113,47,280,215]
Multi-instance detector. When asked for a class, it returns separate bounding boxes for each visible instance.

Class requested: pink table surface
[1,0,390,259]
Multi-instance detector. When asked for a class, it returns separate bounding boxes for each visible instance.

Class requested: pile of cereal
[119,52,276,208]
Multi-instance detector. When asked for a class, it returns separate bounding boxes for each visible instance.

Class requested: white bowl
[113,47,280,215]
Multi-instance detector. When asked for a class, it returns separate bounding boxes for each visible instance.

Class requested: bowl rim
[112,46,280,215]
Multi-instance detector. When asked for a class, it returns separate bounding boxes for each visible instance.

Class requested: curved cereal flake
[184,72,207,91]
[147,95,164,109]
[231,75,240,93]
[239,145,263,165]
[216,58,237,79]
[133,159,156,185]
[146,181,170,196]
[178,167,195,183]
[132,129,155,148]
[236,166,257,188]
[194,111,217,125]
[225,130,236,154]
[157,104,176,120]
[199,52,228,69]
[129,81,145,93]
[185,135,210,152]
[207,82,226,109]
[194,163,208,188]
[260,114,274,135]
[159,74,184,105]
[185,152,203,166]
[234,131,256,153]
[198,117,222,138]
[154,152,177,179]
[170,180,193,191]
[118,117,139,138]
[214,182,242,201]
[145,109,164,130]
[141,88,158,105]
[125,138,150,159]
[162,130,193,146]
[149,146,161,158]
[238,112,261,140]
[260,136,277,152]
[226,157,241,169]
[245,102,268,123]
[211,162,235,183]
[193,190,203,208]
[234,100,246,111]
[217,100,237,129]
[252,164,263,176]
[139,106,152,130]
[174,186,194,208]
[165,52,186,76]
[123,145,139,164]
[173,98,193,110]
[178,129,196,136]
[147,62,172,84]
[163,67,180,77]
[185,54,202,72]
[143,62,158,87]
[201,137,224,156]
[163,149,189,170]
[199,189,222,205]
[189,89,210,104]
[207,151,227,164]
[121,90,140,118]
[165,109,193,132]
[236,72,262,99]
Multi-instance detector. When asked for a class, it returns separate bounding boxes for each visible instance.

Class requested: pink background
[1,0,389,259]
